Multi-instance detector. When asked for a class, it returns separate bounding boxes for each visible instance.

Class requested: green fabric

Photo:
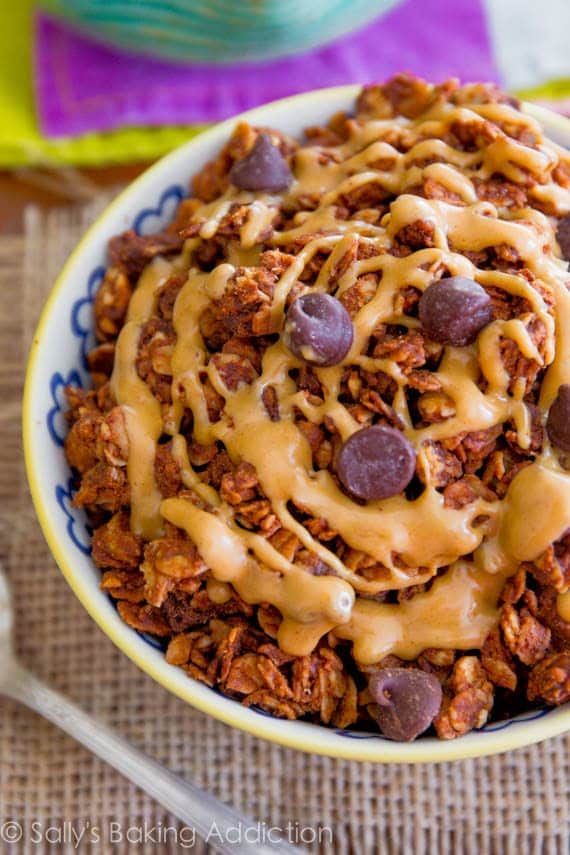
[517,79,570,103]
[0,1,204,168]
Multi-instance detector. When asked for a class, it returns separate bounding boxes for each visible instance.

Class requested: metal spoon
[0,566,300,855]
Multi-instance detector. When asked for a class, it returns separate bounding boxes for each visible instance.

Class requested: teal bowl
[40,0,403,64]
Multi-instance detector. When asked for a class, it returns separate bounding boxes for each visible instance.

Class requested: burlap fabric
[1,198,570,854]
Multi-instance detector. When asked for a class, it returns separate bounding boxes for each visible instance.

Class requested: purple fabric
[35,1,499,139]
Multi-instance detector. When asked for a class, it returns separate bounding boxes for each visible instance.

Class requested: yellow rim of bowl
[22,86,570,763]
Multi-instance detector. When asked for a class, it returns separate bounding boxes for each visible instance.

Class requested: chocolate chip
[368,667,442,741]
[230,133,293,193]
[419,276,493,346]
[556,214,570,262]
[284,292,353,366]
[546,384,570,452]
[336,425,416,501]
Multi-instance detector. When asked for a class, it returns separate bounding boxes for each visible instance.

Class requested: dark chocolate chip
[284,292,353,366]
[369,667,443,742]
[336,425,416,501]
[419,276,493,346]
[546,384,570,452]
[556,214,570,262]
[230,133,293,193]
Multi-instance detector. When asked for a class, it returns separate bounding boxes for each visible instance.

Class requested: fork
[0,566,300,855]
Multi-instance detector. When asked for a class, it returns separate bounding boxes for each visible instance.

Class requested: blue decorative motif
[46,181,556,741]
[136,632,168,651]
[55,477,91,555]
[481,706,549,732]
[333,728,387,740]
[47,370,82,447]
[71,266,105,370]
[133,185,185,236]
[247,705,279,719]
[48,183,186,511]
[331,705,551,739]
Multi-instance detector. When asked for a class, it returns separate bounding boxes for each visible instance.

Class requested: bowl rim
[23,84,570,763]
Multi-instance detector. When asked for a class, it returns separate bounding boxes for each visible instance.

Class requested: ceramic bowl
[40,0,403,64]
[23,86,570,762]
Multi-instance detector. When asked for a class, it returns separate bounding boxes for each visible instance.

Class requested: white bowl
[23,86,570,762]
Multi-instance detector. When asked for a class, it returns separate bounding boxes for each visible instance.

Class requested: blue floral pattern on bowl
[46,180,552,738]
[71,266,105,371]
[55,476,91,555]
[133,186,186,236]
[47,369,83,447]
[47,183,185,425]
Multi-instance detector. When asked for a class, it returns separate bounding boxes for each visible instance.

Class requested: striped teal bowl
[40,0,403,64]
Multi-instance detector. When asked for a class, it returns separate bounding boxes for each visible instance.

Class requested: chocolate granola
[64,74,570,741]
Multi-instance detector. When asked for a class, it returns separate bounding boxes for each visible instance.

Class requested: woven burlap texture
[1,199,569,855]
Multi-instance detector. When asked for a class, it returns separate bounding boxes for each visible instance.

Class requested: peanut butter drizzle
[111,257,174,539]
[111,98,570,660]
[557,591,570,622]
[161,496,354,656]
[337,562,503,663]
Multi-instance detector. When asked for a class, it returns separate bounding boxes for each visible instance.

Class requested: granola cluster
[65,74,570,740]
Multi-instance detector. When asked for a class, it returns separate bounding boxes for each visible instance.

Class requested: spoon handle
[3,661,300,855]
